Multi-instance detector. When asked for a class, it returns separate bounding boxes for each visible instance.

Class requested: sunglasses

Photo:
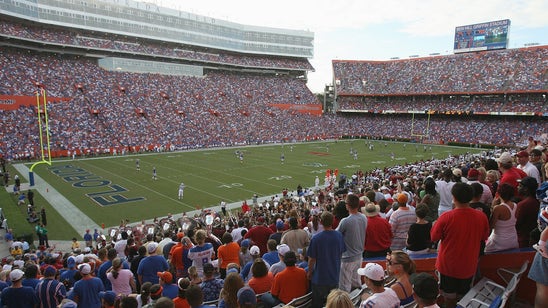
[386,258,400,266]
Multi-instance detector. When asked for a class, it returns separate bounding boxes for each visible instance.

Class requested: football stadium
[0,1,547,307]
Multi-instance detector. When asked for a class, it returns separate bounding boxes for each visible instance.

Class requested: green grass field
[1,140,481,241]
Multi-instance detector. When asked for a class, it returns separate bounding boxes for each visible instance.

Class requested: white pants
[339,259,362,292]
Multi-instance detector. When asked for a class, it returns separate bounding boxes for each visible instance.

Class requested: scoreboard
[454,19,510,53]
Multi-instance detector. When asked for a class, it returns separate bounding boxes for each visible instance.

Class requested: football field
[4,140,481,240]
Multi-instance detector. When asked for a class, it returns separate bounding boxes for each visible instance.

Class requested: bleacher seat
[274,291,312,308]
[456,260,528,308]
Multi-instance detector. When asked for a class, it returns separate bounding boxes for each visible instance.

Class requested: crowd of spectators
[1,148,546,307]
[336,95,546,113]
[0,20,313,71]
[333,46,547,95]
[1,44,547,160]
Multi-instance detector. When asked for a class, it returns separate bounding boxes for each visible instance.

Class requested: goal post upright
[29,88,52,186]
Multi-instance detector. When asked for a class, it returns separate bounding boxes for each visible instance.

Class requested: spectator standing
[268,221,284,245]
[363,203,392,258]
[405,204,432,255]
[528,215,548,308]
[336,194,367,292]
[435,168,455,217]
[516,151,541,184]
[420,177,441,222]
[187,230,214,277]
[217,232,240,279]
[70,263,104,308]
[307,211,345,308]
[485,183,519,253]
[244,217,273,255]
[389,193,416,250]
[137,242,169,285]
[107,257,136,296]
[1,269,39,307]
[36,266,67,308]
[280,217,310,253]
[515,177,540,247]
[497,152,526,195]
[431,183,490,308]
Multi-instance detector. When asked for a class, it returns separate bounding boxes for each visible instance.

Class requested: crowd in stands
[336,95,546,113]
[333,46,547,95]
[1,47,548,160]
[1,148,547,307]
[0,20,314,71]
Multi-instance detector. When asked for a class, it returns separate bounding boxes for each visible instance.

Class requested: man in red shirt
[497,152,526,195]
[244,216,273,255]
[431,182,490,308]
[363,203,392,258]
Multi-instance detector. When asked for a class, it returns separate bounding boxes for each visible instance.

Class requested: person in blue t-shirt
[307,211,346,308]
[69,263,104,308]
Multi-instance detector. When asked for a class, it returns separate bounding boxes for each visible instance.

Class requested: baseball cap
[147,242,159,254]
[397,193,408,205]
[67,256,76,269]
[203,263,215,274]
[237,287,257,305]
[241,239,251,248]
[357,263,384,281]
[9,269,24,281]
[496,152,513,165]
[249,245,260,256]
[157,271,173,283]
[411,273,439,300]
[78,263,91,274]
[99,291,117,305]
[516,150,529,158]
[276,220,284,230]
[44,266,57,277]
[277,244,290,256]
[467,168,479,180]
[257,216,265,223]
[452,168,462,177]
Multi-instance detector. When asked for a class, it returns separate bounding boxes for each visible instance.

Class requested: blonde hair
[486,169,500,181]
[326,289,353,308]
[194,230,207,244]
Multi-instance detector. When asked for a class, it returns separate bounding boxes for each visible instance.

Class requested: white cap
[147,242,159,254]
[9,269,24,281]
[277,244,290,256]
[357,263,385,281]
[78,263,91,274]
[249,245,260,256]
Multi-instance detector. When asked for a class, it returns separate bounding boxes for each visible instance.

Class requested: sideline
[10,163,283,239]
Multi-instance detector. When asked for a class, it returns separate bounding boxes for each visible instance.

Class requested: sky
[138,0,548,93]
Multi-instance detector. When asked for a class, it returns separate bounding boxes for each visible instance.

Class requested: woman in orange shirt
[247,258,274,295]
[217,232,241,279]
